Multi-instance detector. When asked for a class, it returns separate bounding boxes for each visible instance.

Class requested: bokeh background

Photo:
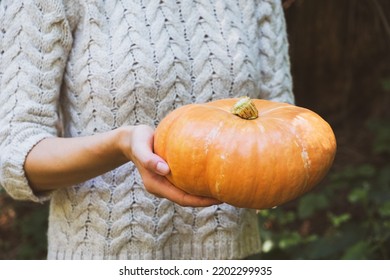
[1,0,389,259]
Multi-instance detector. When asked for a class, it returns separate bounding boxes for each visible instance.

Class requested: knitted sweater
[0,0,293,259]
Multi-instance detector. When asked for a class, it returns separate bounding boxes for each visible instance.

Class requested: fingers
[153,177,221,207]
[172,190,222,208]
[141,170,221,207]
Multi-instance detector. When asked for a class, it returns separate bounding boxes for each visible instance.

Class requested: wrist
[115,126,135,162]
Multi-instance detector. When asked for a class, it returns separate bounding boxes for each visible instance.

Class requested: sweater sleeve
[257,0,294,104]
[0,0,74,202]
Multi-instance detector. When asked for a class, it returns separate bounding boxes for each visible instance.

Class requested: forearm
[24,127,131,192]
[24,124,221,207]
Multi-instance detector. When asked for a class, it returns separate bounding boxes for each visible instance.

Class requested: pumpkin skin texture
[153,98,337,209]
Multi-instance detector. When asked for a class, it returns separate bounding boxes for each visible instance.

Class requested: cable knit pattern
[0,0,293,259]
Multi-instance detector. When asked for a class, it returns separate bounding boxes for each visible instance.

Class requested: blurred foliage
[257,119,390,260]
[0,191,48,259]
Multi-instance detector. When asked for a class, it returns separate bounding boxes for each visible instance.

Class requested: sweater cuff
[0,132,54,203]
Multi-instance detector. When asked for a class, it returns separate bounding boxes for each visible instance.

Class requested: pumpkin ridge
[195,103,237,117]
[290,120,311,194]
[241,121,267,208]
[257,104,298,117]
[204,118,230,200]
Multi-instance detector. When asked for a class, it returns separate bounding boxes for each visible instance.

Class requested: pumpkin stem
[231,96,259,119]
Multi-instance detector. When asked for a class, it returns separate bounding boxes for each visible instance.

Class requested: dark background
[1,0,389,259]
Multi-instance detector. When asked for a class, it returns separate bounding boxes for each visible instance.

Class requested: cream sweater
[0,0,293,259]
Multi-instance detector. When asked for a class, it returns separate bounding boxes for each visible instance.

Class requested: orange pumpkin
[154,97,336,209]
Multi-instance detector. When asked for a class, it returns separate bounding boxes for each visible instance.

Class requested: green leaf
[342,241,370,259]
[348,185,369,204]
[278,232,302,249]
[378,201,390,217]
[279,211,297,225]
[328,212,351,227]
[298,193,329,219]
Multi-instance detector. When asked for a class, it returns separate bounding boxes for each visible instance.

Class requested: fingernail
[156,162,169,175]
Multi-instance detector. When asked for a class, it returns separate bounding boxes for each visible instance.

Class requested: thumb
[130,126,170,176]
[155,160,170,175]
[132,144,170,176]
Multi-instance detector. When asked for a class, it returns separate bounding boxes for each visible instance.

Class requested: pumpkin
[154,97,336,209]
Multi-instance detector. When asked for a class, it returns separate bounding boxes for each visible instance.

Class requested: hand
[122,125,221,207]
